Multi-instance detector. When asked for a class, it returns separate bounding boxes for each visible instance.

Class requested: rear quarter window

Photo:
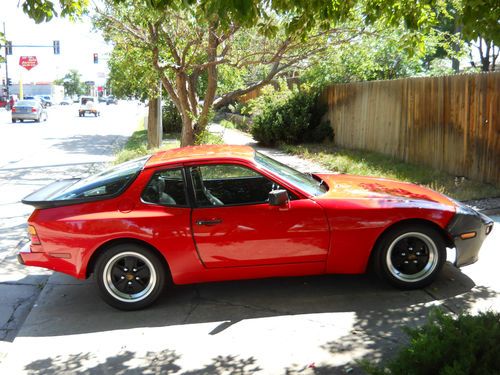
[53,157,149,201]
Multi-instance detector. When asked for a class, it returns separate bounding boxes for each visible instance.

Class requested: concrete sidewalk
[209,124,330,174]
[1,123,499,374]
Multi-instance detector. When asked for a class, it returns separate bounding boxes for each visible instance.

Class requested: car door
[189,163,330,268]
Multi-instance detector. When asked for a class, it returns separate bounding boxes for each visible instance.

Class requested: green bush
[363,310,500,375]
[195,129,224,145]
[162,99,182,133]
[250,84,332,146]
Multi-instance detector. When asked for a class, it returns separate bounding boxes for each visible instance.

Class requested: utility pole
[3,22,10,105]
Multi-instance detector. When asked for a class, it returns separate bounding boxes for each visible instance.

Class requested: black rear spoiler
[22,179,80,209]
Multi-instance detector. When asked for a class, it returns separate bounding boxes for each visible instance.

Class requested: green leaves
[460,0,500,45]
[54,69,87,96]
[0,32,5,64]
[21,0,89,23]
[364,310,500,375]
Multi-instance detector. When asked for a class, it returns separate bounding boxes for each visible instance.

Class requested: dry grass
[281,143,500,201]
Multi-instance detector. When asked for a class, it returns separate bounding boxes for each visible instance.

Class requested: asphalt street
[0,101,142,358]
[0,108,498,374]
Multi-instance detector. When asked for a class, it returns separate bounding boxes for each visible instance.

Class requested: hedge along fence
[321,72,500,186]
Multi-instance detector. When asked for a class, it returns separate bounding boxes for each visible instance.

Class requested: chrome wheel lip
[386,232,438,283]
[103,251,157,303]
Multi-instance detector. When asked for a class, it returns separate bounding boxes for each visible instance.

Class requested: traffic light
[7,78,12,86]
[53,40,60,54]
[93,53,98,64]
[6,41,12,55]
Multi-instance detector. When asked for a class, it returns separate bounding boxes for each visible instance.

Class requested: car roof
[145,145,256,168]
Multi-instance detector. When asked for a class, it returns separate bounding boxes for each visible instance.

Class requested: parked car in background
[0,95,19,109]
[60,97,72,105]
[11,99,48,123]
[33,95,51,107]
[19,145,493,310]
[78,96,100,117]
[41,95,53,106]
[106,95,118,105]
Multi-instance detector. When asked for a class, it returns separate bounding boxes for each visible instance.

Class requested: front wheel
[373,224,446,289]
[95,244,167,310]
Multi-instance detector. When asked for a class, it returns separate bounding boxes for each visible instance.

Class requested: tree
[107,44,159,101]
[54,69,86,97]
[19,0,460,147]
[0,32,5,64]
[108,44,164,149]
[424,0,500,72]
[95,0,449,146]
[18,0,88,23]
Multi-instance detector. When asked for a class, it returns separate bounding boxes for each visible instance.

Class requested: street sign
[85,81,95,86]
[19,56,38,71]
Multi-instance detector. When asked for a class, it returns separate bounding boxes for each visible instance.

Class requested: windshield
[52,156,149,200]
[255,152,327,196]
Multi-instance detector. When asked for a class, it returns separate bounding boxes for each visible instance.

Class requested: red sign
[19,56,38,71]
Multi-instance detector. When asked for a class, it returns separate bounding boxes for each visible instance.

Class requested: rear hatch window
[22,156,149,208]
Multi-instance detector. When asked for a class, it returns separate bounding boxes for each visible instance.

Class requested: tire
[12,119,16,123]
[373,223,446,289]
[95,243,166,310]
[35,116,40,123]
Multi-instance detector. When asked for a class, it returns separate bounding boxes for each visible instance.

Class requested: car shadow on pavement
[17,262,491,338]
[14,262,498,374]
[13,262,498,374]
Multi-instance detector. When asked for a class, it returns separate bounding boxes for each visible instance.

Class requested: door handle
[196,219,222,226]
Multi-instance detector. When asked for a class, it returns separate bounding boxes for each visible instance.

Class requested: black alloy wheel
[95,243,167,310]
[373,223,446,289]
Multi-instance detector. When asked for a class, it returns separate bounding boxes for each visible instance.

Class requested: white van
[78,96,100,117]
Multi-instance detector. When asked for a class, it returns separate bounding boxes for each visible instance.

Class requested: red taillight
[12,107,16,112]
[32,108,38,113]
[28,225,41,245]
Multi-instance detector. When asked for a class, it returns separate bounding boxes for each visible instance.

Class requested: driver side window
[190,164,278,207]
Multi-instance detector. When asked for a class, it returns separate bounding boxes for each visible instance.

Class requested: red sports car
[19,145,493,310]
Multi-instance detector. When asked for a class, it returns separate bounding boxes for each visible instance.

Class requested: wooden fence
[321,73,500,186]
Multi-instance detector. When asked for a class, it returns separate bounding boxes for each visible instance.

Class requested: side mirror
[269,189,289,206]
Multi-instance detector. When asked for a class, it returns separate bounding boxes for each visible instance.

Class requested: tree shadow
[45,134,128,156]
[10,263,499,374]
[24,349,261,375]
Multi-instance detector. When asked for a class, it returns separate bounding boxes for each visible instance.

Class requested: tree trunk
[147,97,162,149]
[180,115,194,146]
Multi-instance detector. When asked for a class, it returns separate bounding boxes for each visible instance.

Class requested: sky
[1,1,111,86]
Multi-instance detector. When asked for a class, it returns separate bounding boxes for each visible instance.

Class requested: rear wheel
[95,243,166,310]
[12,119,16,123]
[373,224,446,289]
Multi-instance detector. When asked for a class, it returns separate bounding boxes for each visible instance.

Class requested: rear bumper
[18,242,82,278]
[447,206,494,267]
[12,113,38,120]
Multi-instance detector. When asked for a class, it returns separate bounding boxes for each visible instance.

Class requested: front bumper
[447,205,494,267]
